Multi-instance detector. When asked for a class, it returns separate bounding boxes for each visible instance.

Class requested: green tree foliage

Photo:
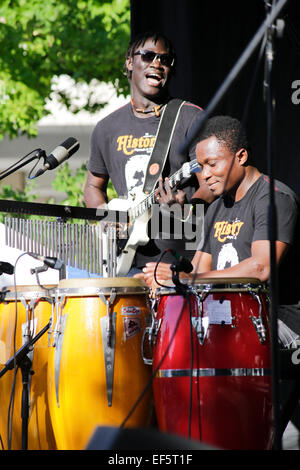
[0,0,130,140]
[51,162,117,207]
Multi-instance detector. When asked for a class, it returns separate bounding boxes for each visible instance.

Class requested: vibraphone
[1,199,127,277]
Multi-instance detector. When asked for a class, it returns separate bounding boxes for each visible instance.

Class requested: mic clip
[30,264,49,275]
[170,263,189,295]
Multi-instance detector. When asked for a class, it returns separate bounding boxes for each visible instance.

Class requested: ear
[126,55,133,72]
[235,148,248,166]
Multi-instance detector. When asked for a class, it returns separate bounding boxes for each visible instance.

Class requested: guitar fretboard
[129,159,199,220]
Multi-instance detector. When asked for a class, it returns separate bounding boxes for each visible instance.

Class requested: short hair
[124,31,176,79]
[197,115,252,156]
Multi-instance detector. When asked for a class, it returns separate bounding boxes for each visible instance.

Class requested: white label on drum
[123,317,142,339]
[206,300,232,325]
[121,306,141,316]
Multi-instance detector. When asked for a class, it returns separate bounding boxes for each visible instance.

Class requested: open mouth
[145,72,164,87]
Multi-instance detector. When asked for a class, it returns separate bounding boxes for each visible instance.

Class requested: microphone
[0,261,14,275]
[169,249,193,273]
[32,137,80,178]
[28,253,64,270]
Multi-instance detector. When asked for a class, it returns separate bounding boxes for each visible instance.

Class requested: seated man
[137,115,300,346]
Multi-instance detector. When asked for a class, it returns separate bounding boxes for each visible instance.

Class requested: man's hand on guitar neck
[155,176,186,207]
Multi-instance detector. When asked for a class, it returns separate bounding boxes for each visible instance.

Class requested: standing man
[84,31,214,275]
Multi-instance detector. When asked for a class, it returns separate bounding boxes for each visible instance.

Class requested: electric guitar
[104,159,200,276]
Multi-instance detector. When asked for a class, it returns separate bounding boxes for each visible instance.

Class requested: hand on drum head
[134,262,172,288]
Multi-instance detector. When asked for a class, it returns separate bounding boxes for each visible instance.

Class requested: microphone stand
[170,262,189,296]
[0,149,46,182]
[0,322,50,450]
[263,0,282,450]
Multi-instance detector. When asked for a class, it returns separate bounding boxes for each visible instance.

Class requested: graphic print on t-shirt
[120,132,156,196]
[125,153,151,194]
[213,219,244,242]
[217,242,239,269]
[213,217,244,269]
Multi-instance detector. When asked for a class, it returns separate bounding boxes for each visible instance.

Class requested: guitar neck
[129,160,196,220]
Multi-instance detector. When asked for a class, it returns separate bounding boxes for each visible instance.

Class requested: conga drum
[150,278,273,450]
[47,277,153,450]
[0,285,57,450]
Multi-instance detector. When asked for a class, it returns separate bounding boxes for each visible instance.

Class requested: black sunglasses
[133,49,174,67]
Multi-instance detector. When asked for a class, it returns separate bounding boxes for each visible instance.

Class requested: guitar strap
[142,98,185,195]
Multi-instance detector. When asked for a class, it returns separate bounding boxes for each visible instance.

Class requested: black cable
[187,292,194,438]
[119,285,191,430]
[153,249,175,288]
[6,253,28,450]
[0,150,39,176]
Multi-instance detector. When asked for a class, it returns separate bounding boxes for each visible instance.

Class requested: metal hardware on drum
[189,285,210,345]
[248,286,267,343]
[142,317,161,366]
[155,367,272,378]
[97,288,118,407]
[52,294,66,348]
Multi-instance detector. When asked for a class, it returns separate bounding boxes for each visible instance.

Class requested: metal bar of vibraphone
[43,220,47,256]
[91,224,96,275]
[66,222,70,267]
[88,224,92,274]
[34,219,38,254]
[4,216,108,276]
[90,224,95,274]
[74,223,78,268]
[97,224,103,276]
[79,223,83,270]
[15,218,19,250]
[46,220,50,257]
[83,223,86,271]
[27,219,31,253]
[61,222,66,265]
[71,223,75,267]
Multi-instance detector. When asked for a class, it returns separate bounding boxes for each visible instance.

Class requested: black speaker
[85,426,218,450]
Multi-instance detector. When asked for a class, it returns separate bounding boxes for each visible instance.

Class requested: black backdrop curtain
[130,0,300,196]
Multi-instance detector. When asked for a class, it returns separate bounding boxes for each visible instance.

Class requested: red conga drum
[150,278,273,450]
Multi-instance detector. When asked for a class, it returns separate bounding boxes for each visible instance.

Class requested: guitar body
[102,159,199,276]
[106,192,152,276]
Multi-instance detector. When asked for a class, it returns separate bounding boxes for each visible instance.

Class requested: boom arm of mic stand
[0,321,50,377]
[0,149,46,182]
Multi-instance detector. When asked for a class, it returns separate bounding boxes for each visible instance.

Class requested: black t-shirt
[87,100,203,266]
[201,174,300,305]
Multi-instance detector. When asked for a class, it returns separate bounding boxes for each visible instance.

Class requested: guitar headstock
[190,159,201,174]
[182,159,201,178]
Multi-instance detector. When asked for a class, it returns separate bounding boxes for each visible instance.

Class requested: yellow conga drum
[0,285,57,450]
[47,277,153,450]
